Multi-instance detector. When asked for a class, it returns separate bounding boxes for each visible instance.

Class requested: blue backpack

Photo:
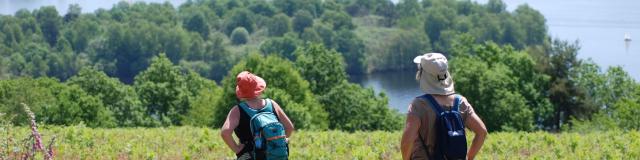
[238,99,289,160]
[419,94,467,160]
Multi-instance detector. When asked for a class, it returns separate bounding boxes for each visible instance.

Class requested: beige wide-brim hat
[413,53,455,95]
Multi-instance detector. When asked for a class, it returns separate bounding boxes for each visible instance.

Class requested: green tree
[248,0,277,17]
[423,6,455,43]
[183,12,210,37]
[500,18,526,49]
[300,28,322,43]
[35,6,62,46]
[294,43,347,94]
[63,16,99,52]
[514,4,547,45]
[320,11,355,30]
[451,42,552,131]
[259,32,301,60]
[224,8,255,35]
[313,24,337,48]
[134,54,190,126]
[570,66,639,131]
[487,0,507,13]
[543,40,593,130]
[267,13,292,37]
[0,18,25,46]
[292,10,314,33]
[319,82,402,131]
[46,83,116,127]
[63,4,82,22]
[374,0,398,27]
[67,68,148,127]
[273,0,315,16]
[18,42,51,77]
[182,71,222,127]
[386,30,431,70]
[94,21,192,82]
[0,78,115,127]
[396,0,421,18]
[335,30,366,74]
[610,87,640,130]
[230,27,249,45]
[0,78,58,126]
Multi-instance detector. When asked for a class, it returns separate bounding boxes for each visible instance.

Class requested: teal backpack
[238,99,289,160]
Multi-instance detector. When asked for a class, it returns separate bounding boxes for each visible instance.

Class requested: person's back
[220,71,295,160]
[401,53,488,160]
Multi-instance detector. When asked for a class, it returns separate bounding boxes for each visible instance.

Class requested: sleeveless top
[233,99,280,158]
[407,95,475,160]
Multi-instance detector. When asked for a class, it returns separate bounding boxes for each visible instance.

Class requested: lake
[350,71,420,113]
[1,0,638,113]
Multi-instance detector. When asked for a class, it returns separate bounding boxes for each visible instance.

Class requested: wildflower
[21,103,53,160]
[22,103,43,151]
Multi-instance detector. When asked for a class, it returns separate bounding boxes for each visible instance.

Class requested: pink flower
[21,103,54,160]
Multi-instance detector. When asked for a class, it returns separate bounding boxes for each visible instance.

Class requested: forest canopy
[0,0,638,132]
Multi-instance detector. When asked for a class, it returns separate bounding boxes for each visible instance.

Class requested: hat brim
[413,55,425,64]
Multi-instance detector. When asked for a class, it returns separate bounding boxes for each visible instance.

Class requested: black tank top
[234,100,280,156]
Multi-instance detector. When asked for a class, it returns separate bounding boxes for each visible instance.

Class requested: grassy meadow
[2,126,639,159]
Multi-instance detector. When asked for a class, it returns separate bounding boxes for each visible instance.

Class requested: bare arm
[466,113,487,159]
[401,112,421,160]
[272,100,295,138]
[220,106,244,154]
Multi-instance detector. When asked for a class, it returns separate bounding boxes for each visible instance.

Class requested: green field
[2,126,639,159]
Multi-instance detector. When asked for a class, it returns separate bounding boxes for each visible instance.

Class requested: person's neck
[245,98,263,108]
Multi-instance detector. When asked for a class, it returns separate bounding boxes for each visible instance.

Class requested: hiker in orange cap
[221,71,294,160]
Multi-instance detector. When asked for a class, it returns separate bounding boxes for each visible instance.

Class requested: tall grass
[1,126,639,159]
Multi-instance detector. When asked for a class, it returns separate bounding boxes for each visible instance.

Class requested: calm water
[2,0,639,112]
[350,71,420,113]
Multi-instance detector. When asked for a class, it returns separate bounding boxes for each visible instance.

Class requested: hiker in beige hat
[401,53,487,160]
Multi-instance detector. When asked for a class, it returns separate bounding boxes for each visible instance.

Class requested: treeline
[1,44,402,131]
[0,0,546,81]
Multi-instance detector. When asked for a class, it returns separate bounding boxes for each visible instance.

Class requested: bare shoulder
[457,95,471,106]
[269,99,285,111]
[269,99,280,107]
[269,99,280,106]
[408,97,429,116]
[228,105,240,116]
[410,97,428,107]
[408,97,420,110]
[457,95,476,114]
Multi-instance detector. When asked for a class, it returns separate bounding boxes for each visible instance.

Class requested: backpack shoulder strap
[238,102,257,118]
[263,98,274,113]
[264,99,282,121]
[420,94,445,115]
[452,94,462,112]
